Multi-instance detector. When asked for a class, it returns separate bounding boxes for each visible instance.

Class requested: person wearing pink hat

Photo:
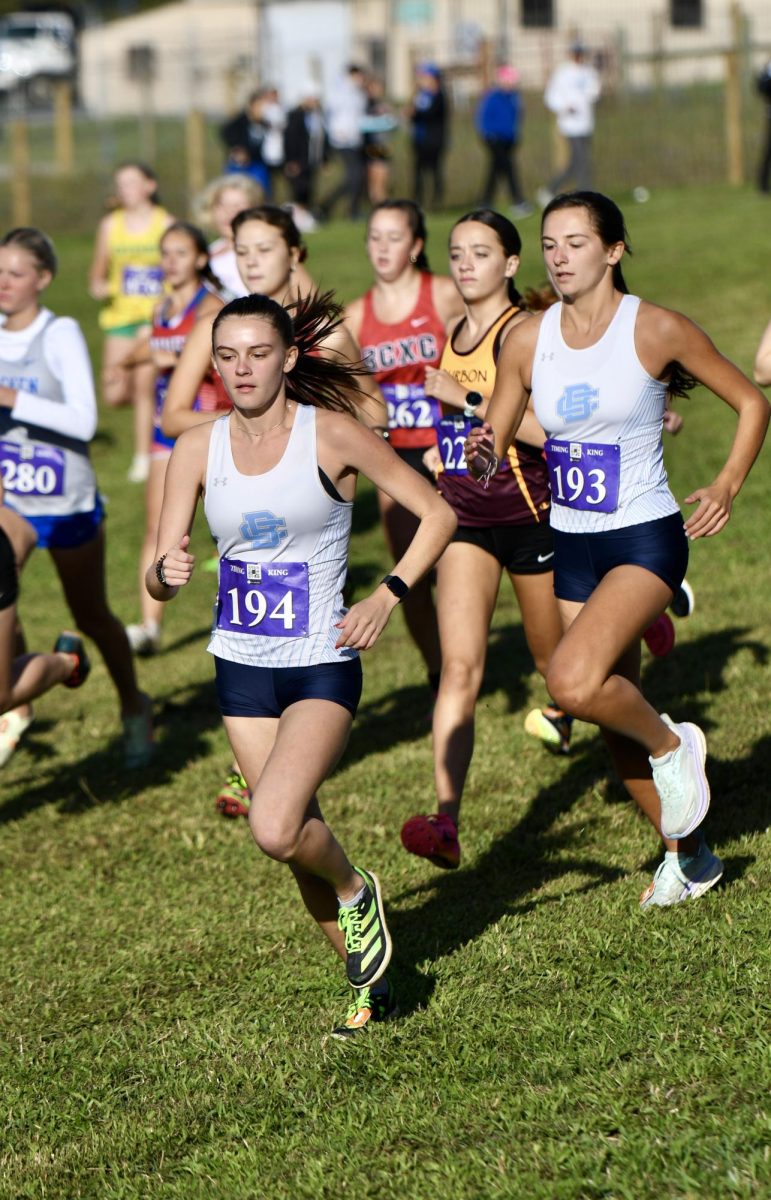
[475,65,533,219]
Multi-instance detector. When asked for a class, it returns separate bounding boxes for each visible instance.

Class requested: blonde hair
[193,174,265,229]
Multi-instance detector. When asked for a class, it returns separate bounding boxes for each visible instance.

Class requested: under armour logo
[212,476,228,486]
[556,383,599,424]
[239,509,288,550]
[540,351,555,361]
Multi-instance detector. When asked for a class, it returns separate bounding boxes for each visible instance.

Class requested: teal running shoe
[54,631,90,688]
[330,976,399,1041]
[338,866,392,989]
[640,837,723,909]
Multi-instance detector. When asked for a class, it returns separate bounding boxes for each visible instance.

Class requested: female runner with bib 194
[466,191,769,908]
[146,291,456,1037]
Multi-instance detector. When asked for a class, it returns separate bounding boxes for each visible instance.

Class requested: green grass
[1,186,771,1199]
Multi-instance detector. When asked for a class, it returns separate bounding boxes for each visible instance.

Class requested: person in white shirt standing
[540,41,601,201]
[319,65,368,221]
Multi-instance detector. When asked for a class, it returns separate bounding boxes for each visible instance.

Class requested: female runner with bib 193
[466,191,769,908]
[146,291,456,1037]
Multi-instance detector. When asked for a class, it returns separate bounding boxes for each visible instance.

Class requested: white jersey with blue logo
[204,404,354,668]
[531,294,679,533]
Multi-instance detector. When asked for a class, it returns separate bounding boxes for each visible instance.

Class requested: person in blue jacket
[476,66,533,218]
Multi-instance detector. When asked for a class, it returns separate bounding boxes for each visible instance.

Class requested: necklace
[233,404,291,438]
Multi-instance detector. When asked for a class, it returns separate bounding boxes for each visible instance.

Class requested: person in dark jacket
[284,83,329,226]
[476,66,533,217]
[408,63,448,210]
[220,89,272,194]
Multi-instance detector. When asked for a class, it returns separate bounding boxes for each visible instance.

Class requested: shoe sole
[215,796,249,818]
[330,1002,400,1042]
[347,868,392,990]
[524,708,570,755]
[400,816,460,869]
[661,721,710,839]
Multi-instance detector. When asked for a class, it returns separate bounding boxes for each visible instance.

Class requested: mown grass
[1,185,770,1199]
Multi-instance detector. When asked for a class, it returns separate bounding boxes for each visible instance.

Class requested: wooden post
[651,10,664,92]
[724,1,744,185]
[186,108,207,206]
[9,119,31,225]
[53,80,74,175]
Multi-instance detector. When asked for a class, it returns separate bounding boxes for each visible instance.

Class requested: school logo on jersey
[362,334,438,373]
[239,510,288,550]
[556,383,599,424]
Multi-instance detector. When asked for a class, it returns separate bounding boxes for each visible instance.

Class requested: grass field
[1,185,771,1199]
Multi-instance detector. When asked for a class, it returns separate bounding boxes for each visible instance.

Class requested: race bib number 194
[216,559,309,638]
[544,439,620,513]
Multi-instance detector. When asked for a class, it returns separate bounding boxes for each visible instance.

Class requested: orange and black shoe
[330,976,399,1042]
[54,632,91,689]
[400,812,460,869]
[215,769,251,818]
[524,706,572,755]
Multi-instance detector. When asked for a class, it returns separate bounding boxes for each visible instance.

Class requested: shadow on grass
[0,676,223,824]
[343,620,537,768]
[387,625,771,1015]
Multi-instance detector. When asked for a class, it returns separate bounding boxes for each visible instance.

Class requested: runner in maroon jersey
[346,200,463,695]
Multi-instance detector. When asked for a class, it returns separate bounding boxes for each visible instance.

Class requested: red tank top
[359,272,447,449]
[150,286,230,420]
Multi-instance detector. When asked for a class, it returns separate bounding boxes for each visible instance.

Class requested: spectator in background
[408,63,448,210]
[220,88,272,194]
[476,65,533,219]
[538,41,600,204]
[284,82,329,232]
[259,86,287,195]
[757,58,771,195]
[319,64,368,221]
[364,75,397,205]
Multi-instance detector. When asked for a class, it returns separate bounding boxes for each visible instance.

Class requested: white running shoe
[127,454,150,484]
[0,709,34,768]
[125,623,161,656]
[650,714,710,840]
[640,837,723,909]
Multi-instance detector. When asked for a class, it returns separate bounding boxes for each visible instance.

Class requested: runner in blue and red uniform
[346,200,463,695]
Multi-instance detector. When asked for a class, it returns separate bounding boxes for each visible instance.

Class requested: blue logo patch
[556,383,599,424]
[239,510,288,550]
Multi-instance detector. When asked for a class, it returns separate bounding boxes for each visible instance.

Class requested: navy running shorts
[394,445,437,485]
[552,511,688,603]
[0,527,19,611]
[214,655,363,719]
[452,520,554,574]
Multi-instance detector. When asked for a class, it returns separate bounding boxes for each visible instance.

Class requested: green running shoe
[330,976,399,1041]
[215,769,250,818]
[338,866,392,989]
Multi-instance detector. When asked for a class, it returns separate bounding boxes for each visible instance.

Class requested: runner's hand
[683,484,732,538]
[424,367,466,407]
[161,535,196,586]
[464,422,496,481]
[335,589,398,651]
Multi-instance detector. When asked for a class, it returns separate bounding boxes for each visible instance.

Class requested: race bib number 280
[0,439,65,496]
[216,559,309,638]
[544,439,620,513]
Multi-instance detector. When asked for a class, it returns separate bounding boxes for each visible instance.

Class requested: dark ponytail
[452,208,524,308]
[212,291,368,414]
[542,191,696,399]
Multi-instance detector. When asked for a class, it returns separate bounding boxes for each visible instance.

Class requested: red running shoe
[643,613,676,657]
[215,769,251,818]
[400,812,460,870]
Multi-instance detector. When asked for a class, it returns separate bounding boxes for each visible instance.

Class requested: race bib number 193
[544,439,620,513]
[216,559,309,638]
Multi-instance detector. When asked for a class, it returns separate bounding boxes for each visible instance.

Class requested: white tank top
[531,294,679,533]
[204,404,355,668]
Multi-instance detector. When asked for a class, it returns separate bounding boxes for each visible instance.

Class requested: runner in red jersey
[400,209,572,872]
[346,200,463,694]
[116,222,225,657]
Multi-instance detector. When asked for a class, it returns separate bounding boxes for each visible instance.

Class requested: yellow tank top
[438,306,517,401]
[99,206,170,331]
